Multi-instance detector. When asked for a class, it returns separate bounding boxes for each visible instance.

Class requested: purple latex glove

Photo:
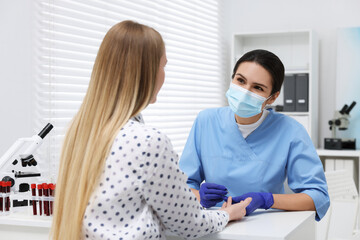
[227,192,274,215]
[199,183,228,208]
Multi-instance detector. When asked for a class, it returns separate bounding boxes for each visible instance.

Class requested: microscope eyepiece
[38,123,54,139]
[345,101,356,115]
[340,104,348,115]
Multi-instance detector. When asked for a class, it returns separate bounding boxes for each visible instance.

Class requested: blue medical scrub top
[179,107,330,221]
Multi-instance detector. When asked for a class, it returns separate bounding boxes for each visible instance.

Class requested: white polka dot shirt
[82,119,229,240]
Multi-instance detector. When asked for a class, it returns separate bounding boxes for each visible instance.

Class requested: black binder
[295,74,309,112]
[283,75,296,112]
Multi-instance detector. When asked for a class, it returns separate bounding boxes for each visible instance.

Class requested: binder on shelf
[295,74,309,112]
[283,75,296,112]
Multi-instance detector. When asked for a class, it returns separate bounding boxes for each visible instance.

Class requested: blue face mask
[226,83,271,118]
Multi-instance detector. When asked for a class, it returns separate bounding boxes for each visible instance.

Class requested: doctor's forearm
[191,188,201,202]
[271,193,315,211]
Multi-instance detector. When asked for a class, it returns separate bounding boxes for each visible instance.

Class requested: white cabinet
[317,149,360,239]
[232,30,319,147]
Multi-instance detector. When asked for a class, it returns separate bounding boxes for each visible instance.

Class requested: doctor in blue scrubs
[179,49,330,221]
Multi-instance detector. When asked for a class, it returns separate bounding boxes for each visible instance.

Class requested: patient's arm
[272,193,315,211]
[191,188,201,202]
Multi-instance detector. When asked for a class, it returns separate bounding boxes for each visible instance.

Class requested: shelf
[280,112,309,116]
[268,108,309,116]
[285,70,310,74]
[233,31,310,71]
[317,149,360,157]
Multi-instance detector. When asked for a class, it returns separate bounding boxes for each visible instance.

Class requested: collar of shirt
[131,113,144,124]
[236,109,270,139]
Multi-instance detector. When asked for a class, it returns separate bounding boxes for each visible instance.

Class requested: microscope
[0,123,53,209]
[325,101,357,150]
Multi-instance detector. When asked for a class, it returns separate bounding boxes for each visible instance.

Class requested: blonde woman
[51,21,251,240]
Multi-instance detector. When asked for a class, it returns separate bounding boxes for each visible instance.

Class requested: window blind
[35,0,226,179]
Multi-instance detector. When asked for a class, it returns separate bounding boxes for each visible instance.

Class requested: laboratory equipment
[49,183,55,215]
[0,123,53,171]
[325,101,357,150]
[0,123,53,212]
[43,183,50,216]
[31,184,37,215]
[38,184,43,215]
[0,181,11,214]
[28,182,55,216]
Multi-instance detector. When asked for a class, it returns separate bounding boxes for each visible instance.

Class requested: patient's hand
[220,196,252,221]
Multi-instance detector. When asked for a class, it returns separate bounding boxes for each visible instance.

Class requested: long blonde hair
[51,20,164,240]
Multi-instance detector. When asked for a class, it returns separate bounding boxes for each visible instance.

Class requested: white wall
[0,0,35,156]
[223,0,360,148]
[2,0,360,155]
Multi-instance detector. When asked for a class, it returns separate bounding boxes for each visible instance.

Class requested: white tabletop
[0,211,51,228]
[317,149,360,157]
[2,209,315,240]
[168,209,315,240]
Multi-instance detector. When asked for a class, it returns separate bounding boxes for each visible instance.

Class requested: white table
[317,149,360,159]
[168,209,315,240]
[0,210,315,240]
[0,211,51,240]
[317,149,360,192]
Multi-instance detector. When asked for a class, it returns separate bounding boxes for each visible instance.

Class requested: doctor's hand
[220,196,252,221]
[230,192,274,215]
[199,182,228,208]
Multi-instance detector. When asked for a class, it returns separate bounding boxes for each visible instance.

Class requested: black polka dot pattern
[82,119,229,239]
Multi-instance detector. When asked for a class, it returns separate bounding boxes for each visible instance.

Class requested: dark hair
[232,49,285,95]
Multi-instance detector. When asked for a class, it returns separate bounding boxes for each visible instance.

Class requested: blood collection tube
[31,184,37,215]
[53,184,56,215]
[48,183,54,215]
[5,181,11,212]
[43,183,50,216]
[0,181,3,212]
[37,184,43,216]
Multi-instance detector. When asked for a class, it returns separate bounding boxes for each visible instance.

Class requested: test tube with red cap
[0,181,3,212]
[43,183,50,216]
[52,184,56,211]
[37,184,43,216]
[48,183,55,215]
[5,181,11,212]
[31,184,37,215]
